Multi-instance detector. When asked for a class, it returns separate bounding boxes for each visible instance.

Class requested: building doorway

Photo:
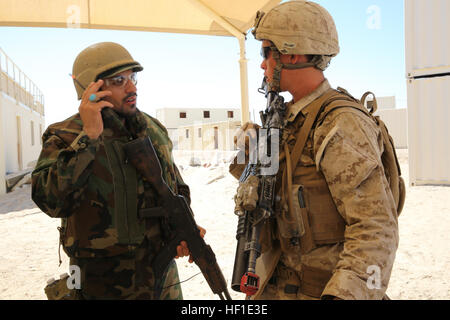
[214,126,218,149]
[16,116,22,170]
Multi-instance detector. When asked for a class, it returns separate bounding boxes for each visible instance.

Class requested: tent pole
[238,37,250,124]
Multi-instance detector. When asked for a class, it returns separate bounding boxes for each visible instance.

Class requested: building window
[228,111,234,118]
[180,112,187,119]
[31,121,35,146]
[198,128,202,138]
[186,129,189,138]
[203,111,210,118]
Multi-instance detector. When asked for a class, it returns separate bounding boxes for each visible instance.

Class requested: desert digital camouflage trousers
[256,262,320,300]
[69,238,183,300]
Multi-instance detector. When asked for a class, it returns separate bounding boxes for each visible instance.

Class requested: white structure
[375,96,396,110]
[375,108,408,149]
[366,95,407,149]
[0,48,45,194]
[407,77,450,186]
[175,120,241,166]
[405,0,450,186]
[367,96,396,110]
[156,107,241,149]
[178,120,241,151]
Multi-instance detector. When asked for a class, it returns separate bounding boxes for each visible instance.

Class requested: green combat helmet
[252,0,339,91]
[72,42,143,99]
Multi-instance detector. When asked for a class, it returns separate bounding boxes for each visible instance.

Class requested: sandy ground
[0,149,449,300]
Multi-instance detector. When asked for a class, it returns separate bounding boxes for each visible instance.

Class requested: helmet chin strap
[268,47,315,93]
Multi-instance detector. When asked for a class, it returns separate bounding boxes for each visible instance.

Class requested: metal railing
[0,48,45,115]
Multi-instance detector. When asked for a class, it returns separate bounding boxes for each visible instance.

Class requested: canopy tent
[0,0,282,123]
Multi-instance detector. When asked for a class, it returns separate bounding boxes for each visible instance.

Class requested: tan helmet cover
[253,0,340,58]
[72,42,143,99]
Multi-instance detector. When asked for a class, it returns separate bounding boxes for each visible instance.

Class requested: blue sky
[0,0,406,127]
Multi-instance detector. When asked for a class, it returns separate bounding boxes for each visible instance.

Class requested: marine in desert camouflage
[231,0,401,300]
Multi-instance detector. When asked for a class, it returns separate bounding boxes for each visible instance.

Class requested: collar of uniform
[102,108,147,138]
[125,109,149,138]
[286,79,331,123]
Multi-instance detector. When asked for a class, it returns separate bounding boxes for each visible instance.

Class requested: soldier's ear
[289,54,308,64]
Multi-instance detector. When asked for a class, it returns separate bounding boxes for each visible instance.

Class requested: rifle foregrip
[193,245,229,295]
[152,236,181,281]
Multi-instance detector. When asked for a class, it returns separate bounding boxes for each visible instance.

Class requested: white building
[178,120,242,151]
[366,95,408,149]
[375,108,408,149]
[0,48,45,194]
[374,96,396,110]
[155,107,242,149]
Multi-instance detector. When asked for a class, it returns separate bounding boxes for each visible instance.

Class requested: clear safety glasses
[103,72,137,88]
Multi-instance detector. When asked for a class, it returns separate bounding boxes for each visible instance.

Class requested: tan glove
[234,175,260,216]
[229,122,261,180]
[233,122,261,152]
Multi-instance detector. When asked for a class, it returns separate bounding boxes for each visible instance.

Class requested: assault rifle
[231,79,286,298]
[123,136,232,300]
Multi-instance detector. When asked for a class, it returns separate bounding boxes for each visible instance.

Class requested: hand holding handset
[78,79,113,139]
[74,77,113,140]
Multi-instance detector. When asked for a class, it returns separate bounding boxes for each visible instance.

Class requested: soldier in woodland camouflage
[232,0,400,300]
[32,42,201,299]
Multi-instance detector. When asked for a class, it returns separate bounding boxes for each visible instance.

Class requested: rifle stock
[123,136,231,300]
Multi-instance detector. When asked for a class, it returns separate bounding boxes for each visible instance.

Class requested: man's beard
[115,93,138,116]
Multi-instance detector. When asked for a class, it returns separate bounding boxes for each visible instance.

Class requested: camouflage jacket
[279,80,399,299]
[250,80,399,300]
[32,108,190,258]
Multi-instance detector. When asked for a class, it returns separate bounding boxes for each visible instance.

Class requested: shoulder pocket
[317,127,378,195]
